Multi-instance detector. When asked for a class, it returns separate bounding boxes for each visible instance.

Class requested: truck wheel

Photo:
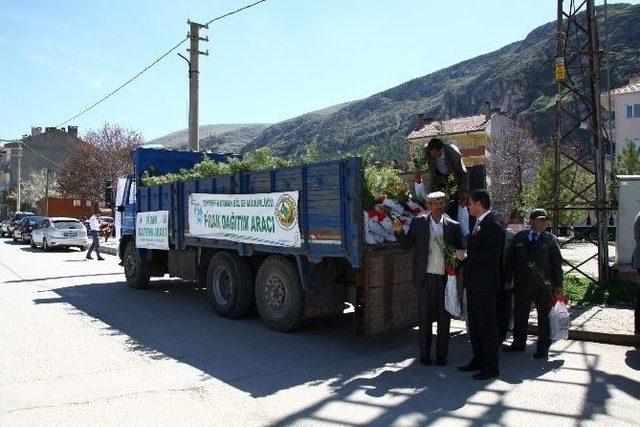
[255,255,304,332]
[124,241,150,289]
[206,252,253,318]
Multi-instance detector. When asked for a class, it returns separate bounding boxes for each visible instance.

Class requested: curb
[99,246,117,256]
[527,324,639,347]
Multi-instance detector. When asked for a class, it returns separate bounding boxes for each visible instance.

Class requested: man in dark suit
[394,191,464,366]
[458,189,505,380]
[504,209,563,360]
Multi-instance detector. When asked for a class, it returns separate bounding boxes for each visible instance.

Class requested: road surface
[1,238,639,426]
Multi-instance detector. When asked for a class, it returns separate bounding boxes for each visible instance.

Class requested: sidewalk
[527,303,638,346]
[98,239,118,256]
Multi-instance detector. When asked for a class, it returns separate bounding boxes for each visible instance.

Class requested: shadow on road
[31,278,640,425]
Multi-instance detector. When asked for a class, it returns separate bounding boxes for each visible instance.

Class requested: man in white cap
[394,191,464,366]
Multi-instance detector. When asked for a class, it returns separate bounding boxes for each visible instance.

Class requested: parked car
[30,217,89,251]
[14,215,47,244]
[1,212,34,237]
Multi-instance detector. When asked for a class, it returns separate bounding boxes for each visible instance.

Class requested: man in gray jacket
[632,210,640,335]
[504,208,563,360]
[425,138,469,195]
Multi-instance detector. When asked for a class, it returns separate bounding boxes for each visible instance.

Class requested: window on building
[73,200,81,207]
[627,104,640,118]
[85,200,91,207]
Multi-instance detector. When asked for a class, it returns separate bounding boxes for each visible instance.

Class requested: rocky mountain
[148,123,270,153]
[240,3,640,160]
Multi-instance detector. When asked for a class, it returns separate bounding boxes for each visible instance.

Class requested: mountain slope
[242,3,640,159]
[148,123,270,153]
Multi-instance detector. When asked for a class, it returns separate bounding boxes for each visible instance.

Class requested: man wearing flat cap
[394,191,464,366]
[504,208,563,360]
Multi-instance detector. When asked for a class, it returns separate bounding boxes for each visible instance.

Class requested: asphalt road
[1,238,639,426]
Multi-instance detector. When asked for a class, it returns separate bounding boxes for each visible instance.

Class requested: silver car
[31,217,89,251]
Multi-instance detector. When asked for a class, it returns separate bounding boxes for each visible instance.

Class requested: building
[602,74,640,157]
[7,126,81,190]
[405,102,515,189]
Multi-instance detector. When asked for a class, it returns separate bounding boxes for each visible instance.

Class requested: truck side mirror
[116,205,125,213]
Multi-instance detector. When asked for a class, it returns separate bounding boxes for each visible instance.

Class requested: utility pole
[44,167,50,216]
[16,142,22,211]
[186,20,209,151]
[553,0,611,284]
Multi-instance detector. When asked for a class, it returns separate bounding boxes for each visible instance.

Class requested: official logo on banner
[275,194,297,231]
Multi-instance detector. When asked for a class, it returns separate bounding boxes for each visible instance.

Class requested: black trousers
[417,274,451,360]
[513,287,553,352]
[467,289,499,374]
[497,288,513,344]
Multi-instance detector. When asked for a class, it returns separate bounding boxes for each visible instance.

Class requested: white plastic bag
[445,275,461,317]
[381,197,404,217]
[549,301,570,340]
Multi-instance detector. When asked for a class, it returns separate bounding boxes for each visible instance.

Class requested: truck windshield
[53,220,83,229]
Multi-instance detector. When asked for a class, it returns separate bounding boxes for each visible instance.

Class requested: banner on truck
[136,210,169,250]
[188,191,301,247]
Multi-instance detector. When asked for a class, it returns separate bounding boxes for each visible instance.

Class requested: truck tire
[123,241,150,289]
[255,255,304,332]
[206,252,253,318]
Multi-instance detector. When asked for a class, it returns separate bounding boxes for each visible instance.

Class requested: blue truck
[118,147,417,336]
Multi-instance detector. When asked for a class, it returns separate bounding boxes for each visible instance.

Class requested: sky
[1,0,635,142]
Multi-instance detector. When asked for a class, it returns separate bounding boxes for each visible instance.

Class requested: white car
[30,217,89,251]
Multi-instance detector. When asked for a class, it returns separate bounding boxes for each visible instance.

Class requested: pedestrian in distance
[86,208,104,261]
[458,189,505,380]
[394,191,465,366]
[504,208,563,360]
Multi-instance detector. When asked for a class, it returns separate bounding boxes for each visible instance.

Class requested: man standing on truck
[425,138,470,228]
[394,191,464,366]
[86,208,104,261]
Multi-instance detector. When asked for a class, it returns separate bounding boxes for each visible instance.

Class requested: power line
[54,0,269,128]
[56,37,188,128]
[206,0,267,25]
[21,141,63,167]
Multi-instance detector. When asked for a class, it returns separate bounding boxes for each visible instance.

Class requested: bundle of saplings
[141,147,430,245]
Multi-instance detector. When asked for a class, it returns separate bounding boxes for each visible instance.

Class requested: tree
[487,121,543,216]
[58,123,142,202]
[522,149,595,226]
[615,141,640,175]
[21,169,59,210]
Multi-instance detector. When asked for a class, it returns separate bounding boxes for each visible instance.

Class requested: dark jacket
[464,212,505,293]
[396,214,464,289]
[506,229,563,291]
[427,143,469,193]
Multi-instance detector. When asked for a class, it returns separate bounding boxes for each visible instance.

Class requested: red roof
[407,114,489,140]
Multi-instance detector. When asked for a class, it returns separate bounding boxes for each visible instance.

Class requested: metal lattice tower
[553,0,611,284]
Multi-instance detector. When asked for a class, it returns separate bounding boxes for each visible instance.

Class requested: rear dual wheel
[255,255,304,332]
[206,252,253,318]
